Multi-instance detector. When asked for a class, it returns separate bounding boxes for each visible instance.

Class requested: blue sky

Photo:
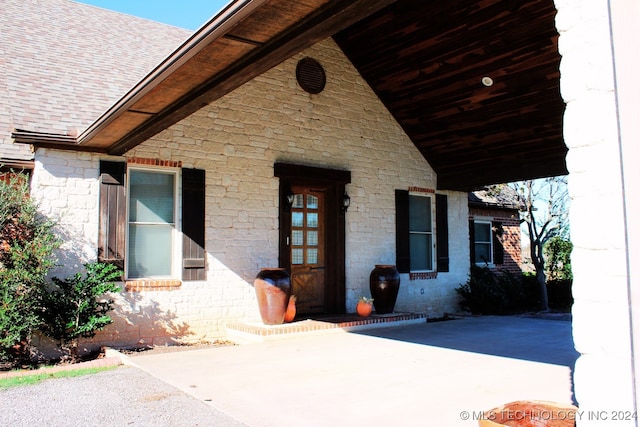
[76,1,230,30]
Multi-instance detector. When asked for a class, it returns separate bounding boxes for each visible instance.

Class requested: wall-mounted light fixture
[342,193,351,213]
[285,190,295,212]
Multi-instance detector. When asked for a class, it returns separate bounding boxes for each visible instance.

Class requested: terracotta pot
[254,268,291,325]
[369,265,400,314]
[10,339,28,356]
[356,301,373,317]
[284,296,297,323]
[478,400,578,427]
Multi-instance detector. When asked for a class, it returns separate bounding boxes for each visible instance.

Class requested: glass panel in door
[290,186,325,314]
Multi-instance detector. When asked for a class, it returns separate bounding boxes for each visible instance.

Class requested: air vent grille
[296,57,326,94]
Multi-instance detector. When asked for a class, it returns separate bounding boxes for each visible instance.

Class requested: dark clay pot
[369,265,400,314]
[254,268,291,325]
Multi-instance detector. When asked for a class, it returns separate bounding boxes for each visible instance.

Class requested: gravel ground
[0,366,247,427]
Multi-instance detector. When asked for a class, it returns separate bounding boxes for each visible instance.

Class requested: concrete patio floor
[125,315,578,427]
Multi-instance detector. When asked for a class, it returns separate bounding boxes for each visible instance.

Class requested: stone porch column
[556,0,639,424]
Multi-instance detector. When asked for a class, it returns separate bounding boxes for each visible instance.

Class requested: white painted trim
[408,192,436,273]
[125,166,180,280]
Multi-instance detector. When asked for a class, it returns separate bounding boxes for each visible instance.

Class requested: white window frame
[125,166,180,280]
[473,219,493,265]
[409,192,436,273]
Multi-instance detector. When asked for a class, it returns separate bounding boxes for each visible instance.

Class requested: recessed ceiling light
[481,76,494,87]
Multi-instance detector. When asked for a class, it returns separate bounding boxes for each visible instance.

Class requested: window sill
[125,279,182,292]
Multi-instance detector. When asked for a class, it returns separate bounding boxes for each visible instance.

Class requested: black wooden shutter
[98,161,126,269]
[492,221,504,265]
[395,189,410,273]
[435,194,449,272]
[469,220,476,264]
[182,168,206,281]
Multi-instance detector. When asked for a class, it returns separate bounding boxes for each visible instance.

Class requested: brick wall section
[31,38,470,349]
[469,206,522,275]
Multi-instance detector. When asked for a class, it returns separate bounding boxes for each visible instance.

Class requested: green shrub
[0,174,60,365]
[546,278,573,311]
[545,236,573,281]
[521,272,541,309]
[456,265,536,315]
[39,262,121,360]
[456,266,572,314]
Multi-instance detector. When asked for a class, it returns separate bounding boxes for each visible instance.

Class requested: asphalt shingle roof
[469,185,523,210]
[0,0,192,161]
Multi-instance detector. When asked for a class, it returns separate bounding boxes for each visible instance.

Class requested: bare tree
[515,177,569,311]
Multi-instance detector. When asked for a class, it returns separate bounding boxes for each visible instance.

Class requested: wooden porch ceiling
[73,0,566,191]
[334,0,567,190]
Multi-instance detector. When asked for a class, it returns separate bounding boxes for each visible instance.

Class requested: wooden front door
[289,186,326,313]
[275,162,350,315]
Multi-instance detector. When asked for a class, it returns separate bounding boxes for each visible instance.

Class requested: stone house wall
[556,0,639,421]
[30,38,470,350]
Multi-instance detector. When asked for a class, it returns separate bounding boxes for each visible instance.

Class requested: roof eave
[76,0,397,155]
[76,0,267,148]
[12,129,107,153]
[468,201,523,211]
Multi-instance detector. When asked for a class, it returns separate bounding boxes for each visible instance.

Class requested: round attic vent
[296,57,326,94]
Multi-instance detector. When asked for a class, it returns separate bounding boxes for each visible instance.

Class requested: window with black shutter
[98,162,206,283]
[98,161,126,269]
[435,194,449,272]
[470,220,504,266]
[469,219,476,264]
[395,190,410,273]
[182,168,206,281]
[473,221,493,264]
[492,221,504,265]
[395,189,449,274]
